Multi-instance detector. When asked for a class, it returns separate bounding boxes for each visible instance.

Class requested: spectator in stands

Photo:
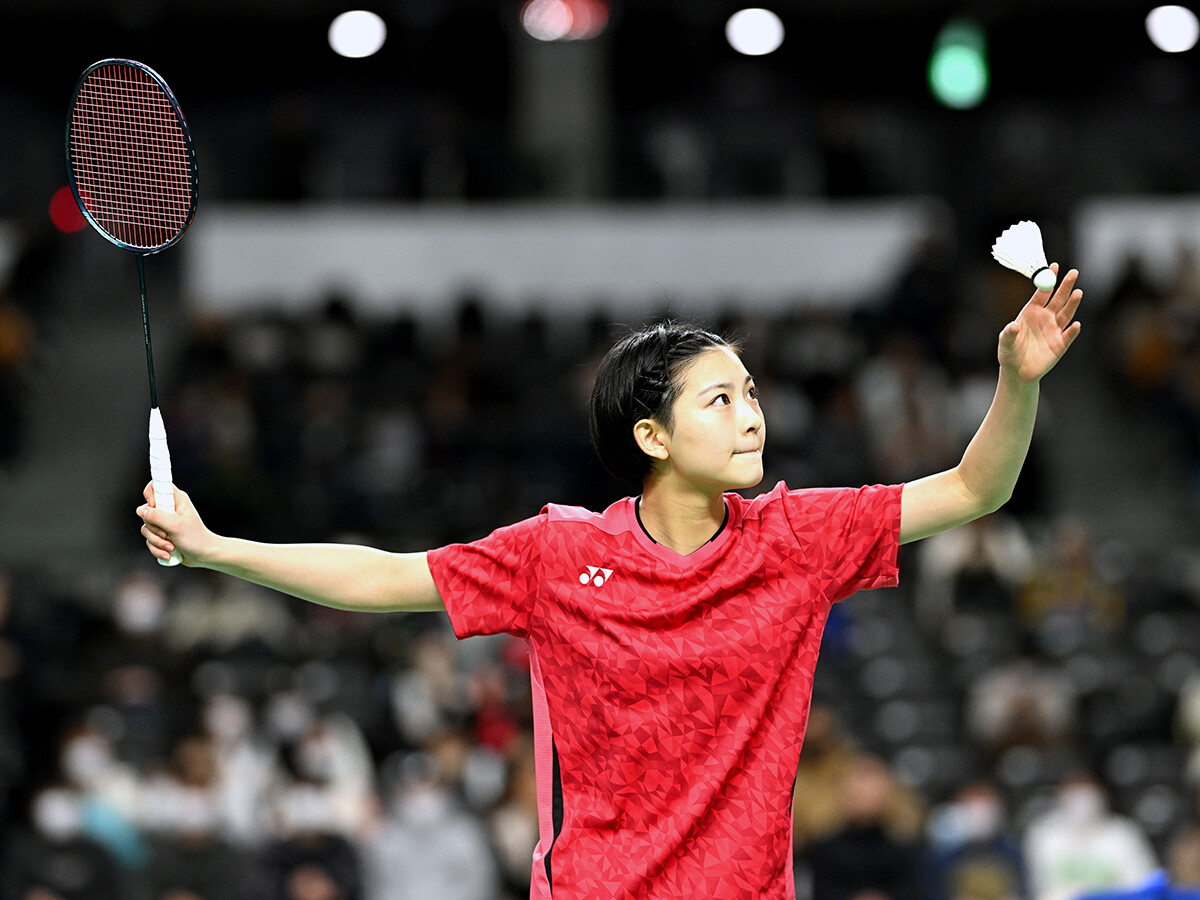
[164,575,300,660]
[247,750,363,900]
[198,691,275,848]
[488,737,539,898]
[1163,786,1200,888]
[89,570,185,770]
[912,513,1036,632]
[1168,824,1200,888]
[286,714,377,839]
[801,754,926,900]
[792,703,922,853]
[1017,518,1126,650]
[0,782,121,900]
[360,751,499,900]
[924,778,1026,900]
[853,331,957,485]
[1022,770,1158,900]
[56,721,147,871]
[388,630,470,748]
[138,734,251,900]
[1098,255,1175,406]
[965,634,1079,760]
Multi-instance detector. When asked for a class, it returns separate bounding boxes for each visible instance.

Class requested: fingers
[138,499,176,552]
[138,484,191,520]
[138,507,173,543]
[137,501,176,543]
[1030,266,1083,333]
[138,484,197,564]
[1031,262,1061,303]
[1049,268,1083,331]
[137,502,164,528]
[141,522,176,557]
[1048,267,1079,302]
[1028,264,1063,311]
[1059,287,1083,328]
[1062,320,1083,351]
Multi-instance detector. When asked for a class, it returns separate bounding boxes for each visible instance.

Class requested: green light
[928,19,989,109]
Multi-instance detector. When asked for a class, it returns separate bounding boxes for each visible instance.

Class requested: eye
[748,384,758,400]
[712,393,731,406]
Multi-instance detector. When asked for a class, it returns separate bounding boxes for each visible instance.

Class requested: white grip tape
[149,407,182,567]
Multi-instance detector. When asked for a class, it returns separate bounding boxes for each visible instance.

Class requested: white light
[725,8,785,57]
[329,10,388,59]
[521,0,575,41]
[519,0,608,42]
[1146,5,1199,53]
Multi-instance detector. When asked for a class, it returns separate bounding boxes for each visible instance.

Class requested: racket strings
[69,64,194,251]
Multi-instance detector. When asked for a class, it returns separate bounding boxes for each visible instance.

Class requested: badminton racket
[66,58,199,566]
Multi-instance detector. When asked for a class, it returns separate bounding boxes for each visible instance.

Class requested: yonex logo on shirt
[579,566,613,587]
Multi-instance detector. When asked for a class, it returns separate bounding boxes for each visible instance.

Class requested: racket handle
[148,407,182,567]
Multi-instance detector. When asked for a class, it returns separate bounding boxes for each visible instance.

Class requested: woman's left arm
[900,265,1083,544]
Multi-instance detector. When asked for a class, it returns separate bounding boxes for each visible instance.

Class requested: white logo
[579,566,613,587]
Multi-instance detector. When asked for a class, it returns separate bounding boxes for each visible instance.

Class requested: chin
[728,467,764,490]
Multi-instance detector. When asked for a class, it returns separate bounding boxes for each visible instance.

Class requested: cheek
[672,426,720,461]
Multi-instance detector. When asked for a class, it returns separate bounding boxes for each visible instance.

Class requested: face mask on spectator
[62,734,113,785]
[204,693,253,742]
[397,783,451,828]
[1058,783,1105,824]
[956,795,1004,841]
[113,576,166,635]
[33,788,84,841]
[278,784,337,835]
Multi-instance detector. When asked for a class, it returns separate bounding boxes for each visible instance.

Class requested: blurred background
[3,2,1200,899]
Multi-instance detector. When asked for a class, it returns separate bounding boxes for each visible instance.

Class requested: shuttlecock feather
[991,220,1056,292]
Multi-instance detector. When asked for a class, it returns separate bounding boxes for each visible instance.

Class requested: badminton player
[138,266,1082,899]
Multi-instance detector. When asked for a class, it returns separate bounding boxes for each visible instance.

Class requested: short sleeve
[426,513,544,639]
[780,483,902,602]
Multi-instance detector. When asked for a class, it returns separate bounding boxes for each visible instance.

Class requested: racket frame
[65,57,199,255]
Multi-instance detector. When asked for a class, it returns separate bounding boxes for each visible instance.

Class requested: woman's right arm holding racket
[137,484,444,613]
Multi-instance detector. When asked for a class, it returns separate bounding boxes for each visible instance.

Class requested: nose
[741,398,763,434]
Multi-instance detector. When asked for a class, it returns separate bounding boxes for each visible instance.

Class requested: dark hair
[589,321,733,486]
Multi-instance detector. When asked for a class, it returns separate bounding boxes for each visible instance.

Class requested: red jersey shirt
[427,481,903,899]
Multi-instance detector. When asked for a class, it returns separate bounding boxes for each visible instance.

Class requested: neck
[637,479,727,555]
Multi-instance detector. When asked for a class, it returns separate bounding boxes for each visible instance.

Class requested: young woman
[138,266,1083,900]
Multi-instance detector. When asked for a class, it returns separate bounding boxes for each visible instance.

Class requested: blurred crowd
[1098,245,1200,498]
[8,239,1200,900]
[0,560,535,900]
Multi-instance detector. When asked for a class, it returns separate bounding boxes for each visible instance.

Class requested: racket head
[66,58,198,254]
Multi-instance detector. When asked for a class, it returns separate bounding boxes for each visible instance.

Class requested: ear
[633,417,670,462]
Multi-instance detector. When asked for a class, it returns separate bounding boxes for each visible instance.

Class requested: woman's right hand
[137,482,214,567]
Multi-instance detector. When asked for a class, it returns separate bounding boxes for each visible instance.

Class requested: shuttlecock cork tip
[1033,267,1056,292]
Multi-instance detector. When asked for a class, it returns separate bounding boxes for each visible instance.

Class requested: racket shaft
[149,407,181,566]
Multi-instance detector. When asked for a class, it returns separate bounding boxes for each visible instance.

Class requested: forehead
[678,345,748,388]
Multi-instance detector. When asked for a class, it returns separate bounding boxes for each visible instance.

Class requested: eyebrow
[695,374,754,397]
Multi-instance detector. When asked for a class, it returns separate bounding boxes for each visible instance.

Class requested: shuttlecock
[991,220,1056,292]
